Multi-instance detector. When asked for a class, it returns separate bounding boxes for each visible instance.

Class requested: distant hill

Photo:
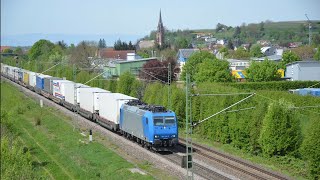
[193,20,320,34]
[0,33,144,47]
[191,20,320,45]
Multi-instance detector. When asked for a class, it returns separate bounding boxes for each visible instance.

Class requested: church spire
[156,9,165,47]
[159,9,162,25]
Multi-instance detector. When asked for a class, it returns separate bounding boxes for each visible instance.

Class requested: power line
[193,93,255,127]
[224,106,256,113]
[290,105,320,109]
[192,92,253,97]
[308,81,320,88]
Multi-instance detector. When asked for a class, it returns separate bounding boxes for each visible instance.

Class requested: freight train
[1,63,178,151]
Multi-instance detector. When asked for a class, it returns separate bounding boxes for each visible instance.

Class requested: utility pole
[185,73,194,179]
[305,14,312,45]
[167,63,172,110]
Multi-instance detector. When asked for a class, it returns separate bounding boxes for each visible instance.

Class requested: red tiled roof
[99,49,135,60]
[0,46,10,52]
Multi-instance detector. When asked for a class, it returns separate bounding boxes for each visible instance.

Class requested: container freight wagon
[2,65,10,78]
[97,93,137,131]
[120,101,178,151]
[43,77,62,98]
[1,64,7,76]
[9,67,18,81]
[18,69,24,84]
[35,74,51,93]
[76,84,90,104]
[1,64,8,77]
[78,87,110,120]
[28,72,37,90]
[13,68,20,82]
[51,80,77,109]
[23,71,30,87]
[7,67,16,80]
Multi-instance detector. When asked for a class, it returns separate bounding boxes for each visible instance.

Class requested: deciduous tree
[28,39,55,60]
[246,59,281,82]
[250,44,264,58]
[116,71,135,95]
[194,58,232,83]
[69,41,97,69]
[280,51,301,68]
[181,51,216,81]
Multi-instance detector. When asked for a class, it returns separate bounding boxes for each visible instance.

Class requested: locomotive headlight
[171,134,176,138]
[154,135,159,139]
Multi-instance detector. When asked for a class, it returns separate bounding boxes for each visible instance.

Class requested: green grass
[0,81,160,179]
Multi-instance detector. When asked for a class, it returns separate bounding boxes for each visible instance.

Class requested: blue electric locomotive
[120,100,178,151]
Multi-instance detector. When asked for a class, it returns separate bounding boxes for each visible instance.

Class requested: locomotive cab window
[146,118,148,124]
[165,116,175,125]
[153,116,164,126]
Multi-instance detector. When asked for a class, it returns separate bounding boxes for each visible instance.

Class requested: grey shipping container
[44,77,62,94]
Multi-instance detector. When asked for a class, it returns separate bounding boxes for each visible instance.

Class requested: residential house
[104,57,157,77]
[261,46,277,56]
[177,49,200,65]
[257,40,271,47]
[288,42,302,48]
[227,59,250,71]
[99,48,136,60]
[216,39,226,45]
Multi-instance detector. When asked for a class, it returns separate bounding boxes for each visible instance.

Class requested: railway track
[179,138,290,180]
[160,151,231,180]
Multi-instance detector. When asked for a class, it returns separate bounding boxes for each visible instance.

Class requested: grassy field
[0,81,169,179]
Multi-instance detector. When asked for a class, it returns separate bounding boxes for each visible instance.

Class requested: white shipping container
[99,93,137,125]
[1,64,6,74]
[76,83,90,104]
[28,72,37,87]
[14,68,20,80]
[52,80,74,100]
[78,88,110,113]
[8,67,17,79]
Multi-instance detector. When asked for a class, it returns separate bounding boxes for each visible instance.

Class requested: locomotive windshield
[165,117,175,125]
[153,116,175,126]
[153,117,164,126]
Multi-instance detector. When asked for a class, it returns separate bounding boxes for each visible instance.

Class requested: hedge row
[221,81,320,91]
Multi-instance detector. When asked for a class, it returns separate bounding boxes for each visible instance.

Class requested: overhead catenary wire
[193,93,256,127]
[224,106,256,113]
[290,105,320,109]
[308,81,320,88]
[192,92,254,97]
[138,69,167,84]
[41,62,61,74]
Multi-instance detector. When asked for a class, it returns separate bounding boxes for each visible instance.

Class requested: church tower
[156,10,165,47]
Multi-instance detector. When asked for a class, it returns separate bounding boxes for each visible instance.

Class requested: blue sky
[1,0,320,46]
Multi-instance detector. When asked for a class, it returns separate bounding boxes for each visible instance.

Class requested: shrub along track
[179,138,290,180]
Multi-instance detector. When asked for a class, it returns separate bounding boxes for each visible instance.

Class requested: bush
[300,119,320,179]
[259,99,302,157]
